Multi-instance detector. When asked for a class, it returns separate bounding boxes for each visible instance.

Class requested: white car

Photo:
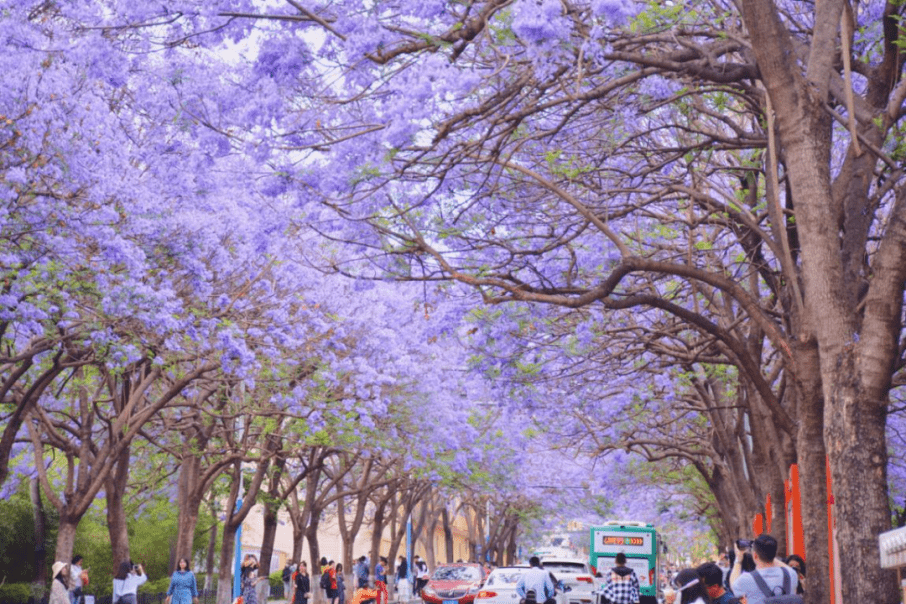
[475,567,567,604]
[539,558,597,604]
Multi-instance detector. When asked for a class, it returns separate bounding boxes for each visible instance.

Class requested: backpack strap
[781,566,791,595]
[749,570,774,598]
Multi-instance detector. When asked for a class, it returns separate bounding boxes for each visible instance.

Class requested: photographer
[113,562,147,604]
[730,535,798,604]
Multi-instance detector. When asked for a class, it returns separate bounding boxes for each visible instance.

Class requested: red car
[420,563,487,604]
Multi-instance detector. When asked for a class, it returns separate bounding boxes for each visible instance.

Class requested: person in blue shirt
[516,557,555,604]
[355,557,369,589]
[166,558,199,604]
[375,557,387,585]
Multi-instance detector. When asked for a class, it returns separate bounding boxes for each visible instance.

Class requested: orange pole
[788,465,805,558]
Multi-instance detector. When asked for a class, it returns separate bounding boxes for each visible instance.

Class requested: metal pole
[233,389,246,600]
[233,495,244,599]
[406,515,412,581]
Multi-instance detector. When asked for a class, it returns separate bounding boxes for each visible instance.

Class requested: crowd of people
[40,531,803,604]
[657,534,804,604]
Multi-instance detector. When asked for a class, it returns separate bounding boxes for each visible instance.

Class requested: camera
[736,539,752,550]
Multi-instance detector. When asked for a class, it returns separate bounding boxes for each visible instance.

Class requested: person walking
[294,562,311,604]
[70,556,85,604]
[113,562,147,604]
[515,557,555,604]
[50,562,71,604]
[241,555,268,604]
[412,557,428,597]
[336,564,347,604]
[166,558,199,604]
[601,553,640,604]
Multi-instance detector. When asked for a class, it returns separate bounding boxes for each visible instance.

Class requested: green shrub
[0,582,41,604]
[138,577,172,595]
[268,572,283,589]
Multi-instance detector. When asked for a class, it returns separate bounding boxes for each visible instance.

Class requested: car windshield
[486,571,526,586]
[542,563,587,574]
[433,567,481,581]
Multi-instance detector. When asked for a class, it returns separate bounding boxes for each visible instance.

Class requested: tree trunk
[442,508,454,564]
[790,341,830,604]
[824,353,897,603]
[424,520,437,570]
[369,503,386,580]
[306,516,323,604]
[259,501,279,576]
[54,515,79,563]
[205,495,219,591]
[176,455,204,568]
[30,478,47,586]
[106,444,132,567]
[218,521,239,604]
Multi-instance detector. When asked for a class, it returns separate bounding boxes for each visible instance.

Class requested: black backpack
[750,567,803,604]
[320,570,331,590]
[282,567,292,581]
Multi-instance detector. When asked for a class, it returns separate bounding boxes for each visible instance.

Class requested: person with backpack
[601,553,640,604]
[696,563,737,604]
[730,535,800,604]
[326,560,339,604]
[319,560,332,599]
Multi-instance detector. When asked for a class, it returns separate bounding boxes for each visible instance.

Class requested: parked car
[474,567,568,604]
[421,563,487,604]
[539,558,597,604]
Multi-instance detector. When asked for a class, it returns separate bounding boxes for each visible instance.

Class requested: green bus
[589,522,658,604]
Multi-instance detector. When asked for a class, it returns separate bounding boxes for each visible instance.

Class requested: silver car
[474,567,568,604]
[539,558,597,604]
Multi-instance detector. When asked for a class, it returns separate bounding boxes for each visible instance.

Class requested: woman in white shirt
[672,568,710,604]
[113,562,148,604]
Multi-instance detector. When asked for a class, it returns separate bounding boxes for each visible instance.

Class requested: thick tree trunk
[791,342,830,604]
[824,355,897,603]
[55,516,79,563]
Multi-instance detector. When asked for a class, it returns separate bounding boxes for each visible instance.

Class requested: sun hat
[52,561,68,578]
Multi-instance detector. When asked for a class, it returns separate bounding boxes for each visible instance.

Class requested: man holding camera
[730,535,798,604]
